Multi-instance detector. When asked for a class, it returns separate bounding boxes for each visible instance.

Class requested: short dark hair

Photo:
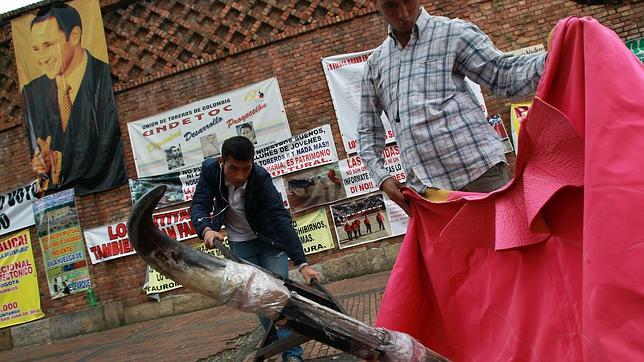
[221,136,254,161]
[240,123,253,131]
[31,3,82,40]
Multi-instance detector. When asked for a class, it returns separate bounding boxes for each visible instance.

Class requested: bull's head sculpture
[128,186,447,361]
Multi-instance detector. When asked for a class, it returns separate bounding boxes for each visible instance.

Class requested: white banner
[0,181,39,236]
[338,145,406,198]
[84,221,135,264]
[255,124,338,177]
[322,50,395,154]
[83,206,197,264]
[128,77,291,177]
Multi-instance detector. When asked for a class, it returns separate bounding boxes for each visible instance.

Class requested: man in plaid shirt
[358,0,546,214]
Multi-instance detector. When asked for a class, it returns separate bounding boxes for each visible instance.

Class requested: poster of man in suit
[12,0,127,195]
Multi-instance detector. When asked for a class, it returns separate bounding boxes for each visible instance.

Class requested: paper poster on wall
[0,229,45,328]
[338,144,406,198]
[510,102,532,154]
[329,193,405,249]
[284,163,346,213]
[293,208,335,255]
[12,0,128,196]
[129,164,202,210]
[322,50,487,153]
[83,221,135,264]
[487,114,514,154]
[144,240,228,294]
[321,50,396,154]
[0,181,39,237]
[255,124,338,178]
[128,77,291,177]
[33,189,91,299]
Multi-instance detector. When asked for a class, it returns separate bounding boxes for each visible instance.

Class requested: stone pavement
[0,271,391,362]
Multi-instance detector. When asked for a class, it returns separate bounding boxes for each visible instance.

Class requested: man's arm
[357,59,411,215]
[454,21,547,99]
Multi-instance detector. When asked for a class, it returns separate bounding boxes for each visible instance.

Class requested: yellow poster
[0,229,45,328]
[293,208,335,255]
[510,102,532,155]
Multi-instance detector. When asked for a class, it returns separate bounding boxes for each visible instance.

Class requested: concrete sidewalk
[0,271,391,362]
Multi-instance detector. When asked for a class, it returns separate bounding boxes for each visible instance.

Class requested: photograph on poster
[200,133,220,158]
[285,163,346,212]
[165,145,185,170]
[330,193,390,249]
[236,122,257,144]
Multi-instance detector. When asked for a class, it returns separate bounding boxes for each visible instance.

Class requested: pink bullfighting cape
[376,17,644,361]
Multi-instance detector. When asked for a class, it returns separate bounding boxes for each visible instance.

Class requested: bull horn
[128,186,448,361]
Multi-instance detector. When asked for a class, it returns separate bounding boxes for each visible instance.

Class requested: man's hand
[300,265,321,285]
[203,229,225,249]
[32,136,62,185]
[380,177,411,216]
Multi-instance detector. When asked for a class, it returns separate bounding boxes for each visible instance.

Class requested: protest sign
[128,77,291,177]
[255,124,338,178]
[0,229,44,328]
[338,145,406,198]
[293,208,335,255]
[33,189,91,299]
[0,181,39,237]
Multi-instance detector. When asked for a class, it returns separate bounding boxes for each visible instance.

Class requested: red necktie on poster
[376,16,644,361]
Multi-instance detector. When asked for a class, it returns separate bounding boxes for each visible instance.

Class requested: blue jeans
[230,239,303,361]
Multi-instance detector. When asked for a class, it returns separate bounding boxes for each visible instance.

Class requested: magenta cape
[376,17,644,361]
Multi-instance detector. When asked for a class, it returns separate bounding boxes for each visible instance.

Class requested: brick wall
[0,0,641,316]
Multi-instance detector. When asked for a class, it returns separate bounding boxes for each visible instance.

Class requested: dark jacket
[190,158,306,265]
[22,51,127,195]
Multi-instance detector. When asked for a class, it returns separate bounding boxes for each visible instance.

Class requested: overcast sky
[0,0,40,15]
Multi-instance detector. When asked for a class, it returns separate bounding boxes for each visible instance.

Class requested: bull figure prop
[128,186,447,361]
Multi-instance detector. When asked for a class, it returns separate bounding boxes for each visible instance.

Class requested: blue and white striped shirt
[358,8,546,191]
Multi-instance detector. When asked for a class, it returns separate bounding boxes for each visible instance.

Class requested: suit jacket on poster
[22,51,127,195]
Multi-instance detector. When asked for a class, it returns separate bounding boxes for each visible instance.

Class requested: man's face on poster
[240,126,255,142]
[31,17,78,80]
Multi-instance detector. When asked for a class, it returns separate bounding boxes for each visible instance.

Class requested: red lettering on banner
[90,238,134,261]
[383,145,400,158]
[347,157,362,168]
[108,223,128,240]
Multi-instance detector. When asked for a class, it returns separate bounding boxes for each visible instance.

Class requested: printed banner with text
[129,164,202,210]
[338,144,406,198]
[84,206,197,264]
[0,181,39,237]
[255,124,338,178]
[321,50,396,154]
[0,229,44,328]
[33,189,91,299]
[293,208,335,255]
[128,77,291,177]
